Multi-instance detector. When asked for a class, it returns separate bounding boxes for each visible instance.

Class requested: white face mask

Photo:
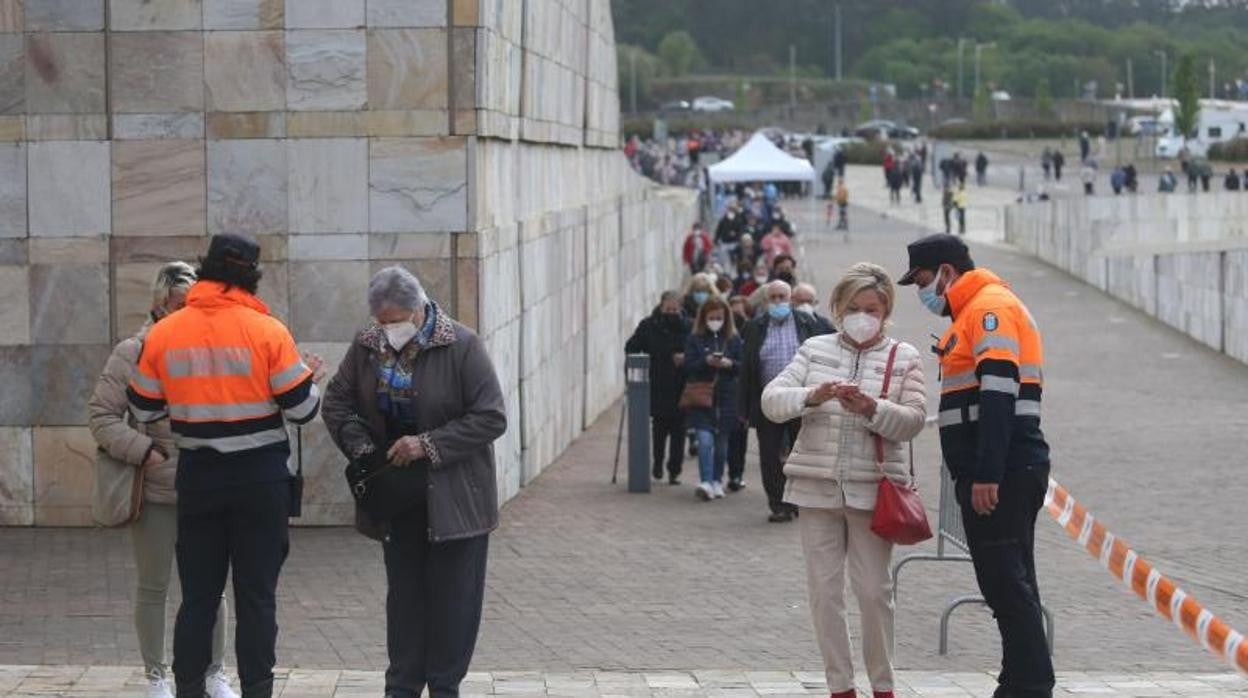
[706,319,725,333]
[382,321,419,351]
[841,312,882,345]
[795,302,815,315]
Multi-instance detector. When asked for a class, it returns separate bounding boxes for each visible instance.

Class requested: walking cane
[610,390,627,484]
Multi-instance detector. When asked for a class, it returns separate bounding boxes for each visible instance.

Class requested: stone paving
[1,666,1245,697]
[3,205,1248,693]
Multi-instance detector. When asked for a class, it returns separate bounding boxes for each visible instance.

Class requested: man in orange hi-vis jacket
[128,233,322,698]
[898,234,1054,698]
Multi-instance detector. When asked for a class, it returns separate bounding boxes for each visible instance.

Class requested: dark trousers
[173,480,290,698]
[384,510,490,698]
[650,413,685,477]
[957,464,1055,698]
[727,421,747,482]
[756,419,799,514]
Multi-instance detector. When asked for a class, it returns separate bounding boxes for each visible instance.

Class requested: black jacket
[739,312,833,427]
[625,308,692,417]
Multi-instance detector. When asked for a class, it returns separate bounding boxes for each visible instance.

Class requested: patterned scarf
[373,303,439,423]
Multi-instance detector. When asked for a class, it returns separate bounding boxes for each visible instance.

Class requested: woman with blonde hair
[761,262,926,698]
[681,272,719,318]
[89,262,237,698]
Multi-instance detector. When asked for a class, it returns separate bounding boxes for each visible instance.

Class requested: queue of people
[94,234,506,698]
[632,217,1058,698]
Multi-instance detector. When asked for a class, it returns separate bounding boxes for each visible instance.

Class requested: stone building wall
[0,0,696,526]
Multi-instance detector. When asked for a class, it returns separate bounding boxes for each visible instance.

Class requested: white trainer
[205,668,239,698]
[695,482,713,501]
[711,481,725,499]
[146,674,174,698]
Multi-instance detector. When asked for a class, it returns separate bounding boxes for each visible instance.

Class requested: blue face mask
[917,269,948,316]
[692,291,710,305]
[768,302,792,320]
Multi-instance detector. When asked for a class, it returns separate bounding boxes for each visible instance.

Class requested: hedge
[1209,138,1248,162]
[929,119,1106,140]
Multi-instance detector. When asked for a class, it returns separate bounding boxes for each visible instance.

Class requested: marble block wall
[0,0,696,526]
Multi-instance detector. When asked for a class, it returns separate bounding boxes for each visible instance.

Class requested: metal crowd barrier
[893,442,1055,655]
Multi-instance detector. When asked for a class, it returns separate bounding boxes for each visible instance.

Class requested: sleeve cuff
[415,433,442,466]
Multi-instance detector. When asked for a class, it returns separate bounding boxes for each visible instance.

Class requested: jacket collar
[186,280,270,315]
[946,268,1006,318]
[357,302,457,352]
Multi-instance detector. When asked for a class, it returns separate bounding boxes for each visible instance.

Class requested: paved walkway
[2,666,1245,696]
[3,204,1248,693]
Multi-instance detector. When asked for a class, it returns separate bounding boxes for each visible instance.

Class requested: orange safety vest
[127,281,319,454]
[934,268,1049,482]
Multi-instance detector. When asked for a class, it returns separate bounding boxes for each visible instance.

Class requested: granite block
[204,0,283,29]
[0,238,26,264]
[0,34,21,114]
[288,232,367,260]
[25,32,106,114]
[0,264,29,344]
[285,29,366,111]
[33,426,96,525]
[29,235,107,264]
[0,142,23,236]
[370,258,451,308]
[109,31,204,113]
[111,262,159,340]
[110,235,204,264]
[290,260,369,341]
[367,28,448,110]
[0,346,31,424]
[368,232,453,260]
[452,0,479,26]
[0,427,33,525]
[206,111,285,138]
[109,0,202,30]
[365,109,448,136]
[450,28,475,111]
[205,31,285,112]
[369,138,467,233]
[287,137,367,233]
[25,114,108,139]
[112,139,206,236]
[367,0,445,27]
[29,262,109,343]
[113,113,204,140]
[256,260,289,323]
[207,138,286,235]
[28,140,110,236]
[285,110,364,137]
[286,0,363,28]
[0,0,22,32]
[255,232,287,261]
[30,345,110,426]
[456,256,478,330]
[0,114,21,139]
[25,0,104,30]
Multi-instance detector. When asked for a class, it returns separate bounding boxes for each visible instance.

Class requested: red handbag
[869,342,934,545]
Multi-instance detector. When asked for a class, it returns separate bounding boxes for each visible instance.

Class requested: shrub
[840,141,890,165]
[929,119,1106,140]
[1208,138,1248,162]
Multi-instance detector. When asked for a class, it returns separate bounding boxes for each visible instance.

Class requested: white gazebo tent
[707,132,819,238]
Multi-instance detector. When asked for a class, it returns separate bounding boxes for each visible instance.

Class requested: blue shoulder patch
[983,312,999,332]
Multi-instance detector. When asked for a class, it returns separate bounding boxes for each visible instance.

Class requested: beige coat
[761,334,926,511]
[88,326,178,504]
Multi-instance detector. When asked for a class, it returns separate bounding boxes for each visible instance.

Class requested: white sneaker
[711,481,725,499]
[695,482,713,501]
[146,675,174,698]
[205,668,239,698]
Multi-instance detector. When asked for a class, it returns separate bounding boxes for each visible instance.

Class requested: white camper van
[1155,104,1248,158]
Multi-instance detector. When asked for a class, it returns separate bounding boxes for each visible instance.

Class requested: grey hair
[151,261,196,309]
[368,266,429,316]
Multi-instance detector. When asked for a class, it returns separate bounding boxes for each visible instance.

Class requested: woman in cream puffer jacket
[761,262,925,698]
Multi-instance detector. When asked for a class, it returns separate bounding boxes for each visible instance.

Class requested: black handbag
[344,448,425,521]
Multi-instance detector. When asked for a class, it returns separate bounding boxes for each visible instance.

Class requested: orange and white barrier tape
[1045,478,1248,675]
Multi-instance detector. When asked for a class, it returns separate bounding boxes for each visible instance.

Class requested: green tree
[1034,77,1053,115]
[616,45,661,110]
[972,86,992,120]
[656,30,704,77]
[1172,52,1201,143]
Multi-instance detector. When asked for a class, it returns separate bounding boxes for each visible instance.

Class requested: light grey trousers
[131,502,227,679]
[797,506,896,693]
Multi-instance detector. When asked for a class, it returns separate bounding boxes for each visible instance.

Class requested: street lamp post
[1154,49,1168,98]
[956,38,967,102]
[974,42,996,97]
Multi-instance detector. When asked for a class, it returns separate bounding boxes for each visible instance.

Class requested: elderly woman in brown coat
[322,266,506,698]
[88,262,237,698]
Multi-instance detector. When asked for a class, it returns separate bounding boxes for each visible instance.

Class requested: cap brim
[897,268,921,286]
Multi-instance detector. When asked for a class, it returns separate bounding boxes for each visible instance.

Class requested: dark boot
[241,678,273,698]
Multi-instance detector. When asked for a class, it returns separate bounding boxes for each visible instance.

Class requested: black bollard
[625,353,651,493]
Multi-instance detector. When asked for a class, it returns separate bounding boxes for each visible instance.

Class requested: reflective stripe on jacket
[935,268,1050,483]
[126,281,319,454]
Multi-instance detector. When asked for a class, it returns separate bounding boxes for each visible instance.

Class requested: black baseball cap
[897,234,973,286]
[205,233,260,268]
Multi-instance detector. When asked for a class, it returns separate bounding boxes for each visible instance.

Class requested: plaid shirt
[759,315,800,386]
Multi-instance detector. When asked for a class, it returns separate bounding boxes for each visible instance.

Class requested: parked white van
[1155,105,1248,158]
